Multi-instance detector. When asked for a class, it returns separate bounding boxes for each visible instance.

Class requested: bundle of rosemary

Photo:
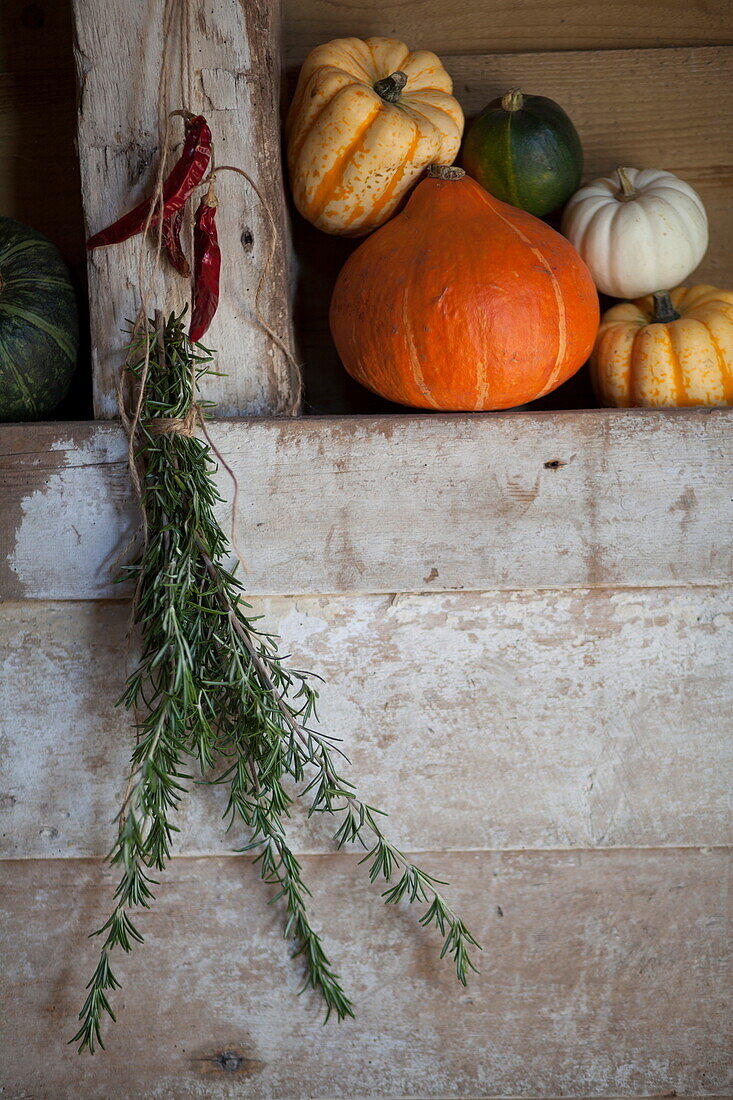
[72,311,479,1053]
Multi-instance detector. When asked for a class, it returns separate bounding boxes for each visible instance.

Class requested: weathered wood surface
[71,0,299,418]
[2,413,732,600]
[283,0,733,62]
[1,849,729,1098]
[1,589,731,859]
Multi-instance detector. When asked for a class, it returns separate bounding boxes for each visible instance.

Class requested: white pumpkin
[561,167,708,298]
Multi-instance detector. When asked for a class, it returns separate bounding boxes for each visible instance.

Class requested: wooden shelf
[2,408,731,601]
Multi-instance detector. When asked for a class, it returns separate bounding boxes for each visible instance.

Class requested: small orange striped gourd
[591,286,733,407]
[285,36,464,236]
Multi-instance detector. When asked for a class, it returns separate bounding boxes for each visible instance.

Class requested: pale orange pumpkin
[592,286,733,407]
[330,166,599,410]
[285,37,464,236]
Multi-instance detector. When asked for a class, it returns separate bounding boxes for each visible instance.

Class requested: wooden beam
[283,0,733,63]
[2,590,730,859]
[1,849,729,1096]
[71,0,299,418]
[1,411,731,600]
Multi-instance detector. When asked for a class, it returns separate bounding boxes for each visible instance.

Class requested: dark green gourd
[462,89,583,217]
[0,216,79,421]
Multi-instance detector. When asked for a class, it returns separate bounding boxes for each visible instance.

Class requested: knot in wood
[217,1051,244,1072]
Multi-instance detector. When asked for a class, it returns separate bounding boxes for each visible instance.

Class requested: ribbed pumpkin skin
[592,286,733,407]
[462,94,583,217]
[329,173,599,410]
[561,168,708,298]
[285,37,464,237]
[0,216,78,421]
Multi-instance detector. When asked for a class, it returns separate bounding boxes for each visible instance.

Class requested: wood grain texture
[1,589,731,859]
[2,412,732,600]
[1,849,730,1098]
[71,0,299,417]
[283,0,733,62]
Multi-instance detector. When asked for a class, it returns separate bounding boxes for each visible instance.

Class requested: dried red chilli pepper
[189,180,220,343]
[162,206,190,277]
[87,114,212,249]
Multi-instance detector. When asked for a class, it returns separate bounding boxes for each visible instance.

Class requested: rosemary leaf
[72,311,480,1053]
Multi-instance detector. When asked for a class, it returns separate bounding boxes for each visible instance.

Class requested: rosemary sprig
[72,310,480,1053]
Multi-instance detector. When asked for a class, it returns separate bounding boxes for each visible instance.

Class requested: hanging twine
[211,163,303,408]
[116,0,305,769]
[116,0,301,549]
[146,411,199,437]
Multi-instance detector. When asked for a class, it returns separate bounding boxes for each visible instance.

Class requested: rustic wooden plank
[0,849,729,1097]
[72,0,299,418]
[283,0,733,63]
[1,413,732,600]
[2,588,731,858]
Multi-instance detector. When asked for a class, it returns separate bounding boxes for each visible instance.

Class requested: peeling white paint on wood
[2,588,730,859]
[72,0,299,417]
[2,411,732,600]
[3,429,134,601]
[0,849,729,1098]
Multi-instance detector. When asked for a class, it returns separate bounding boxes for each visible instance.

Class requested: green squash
[462,89,583,217]
[0,216,79,421]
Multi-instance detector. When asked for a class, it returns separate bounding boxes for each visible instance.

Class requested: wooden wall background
[1,1,732,1098]
[1,411,732,1098]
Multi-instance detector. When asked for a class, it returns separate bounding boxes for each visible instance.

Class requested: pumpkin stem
[374,71,408,102]
[426,164,466,181]
[501,88,524,113]
[615,167,638,202]
[651,291,681,324]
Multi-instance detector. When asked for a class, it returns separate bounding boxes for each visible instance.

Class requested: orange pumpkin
[329,166,599,410]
